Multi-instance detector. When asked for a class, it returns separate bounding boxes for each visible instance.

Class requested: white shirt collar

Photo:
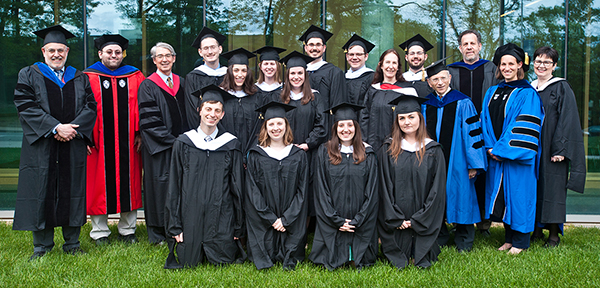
[340,144,354,154]
[184,127,237,151]
[156,70,173,85]
[531,77,564,92]
[256,82,282,92]
[195,64,228,76]
[402,70,426,81]
[345,65,374,79]
[290,91,303,101]
[260,144,293,160]
[436,87,452,98]
[197,126,219,140]
[306,59,327,72]
[400,138,432,152]
[229,90,248,98]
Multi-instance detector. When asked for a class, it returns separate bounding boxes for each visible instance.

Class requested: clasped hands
[54,123,79,142]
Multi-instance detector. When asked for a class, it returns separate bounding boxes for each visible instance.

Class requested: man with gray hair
[447,30,500,236]
[138,42,190,244]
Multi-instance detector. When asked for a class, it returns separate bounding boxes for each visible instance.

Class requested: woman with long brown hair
[254,46,286,103]
[245,101,308,270]
[360,49,418,152]
[378,95,446,270]
[219,48,260,155]
[309,103,379,270]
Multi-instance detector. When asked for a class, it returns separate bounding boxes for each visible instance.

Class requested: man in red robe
[84,34,145,245]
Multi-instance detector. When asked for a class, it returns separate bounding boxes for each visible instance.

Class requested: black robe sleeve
[305,95,327,150]
[280,152,309,227]
[230,148,246,238]
[165,140,184,237]
[245,153,279,226]
[348,150,379,228]
[138,81,177,155]
[314,145,348,228]
[552,81,586,193]
[377,144,406,231]
[410,147,447,235]
[360,87,375,143]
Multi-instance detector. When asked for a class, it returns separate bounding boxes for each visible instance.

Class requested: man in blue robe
[422,59,487,252]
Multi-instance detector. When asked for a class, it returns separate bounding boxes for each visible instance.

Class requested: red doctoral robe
[84,63,145,215]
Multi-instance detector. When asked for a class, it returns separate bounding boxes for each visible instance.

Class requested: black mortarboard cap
[221,48,255,66]
[256,101,296,121]
[94,34,129,51]
[342,34,375,54]
[254,46,286,62]
[388,94,428,115]
[325,102,365,123]
[425,56,451,78]
[492,43,530,72]
[34,25,75,46]
[398,34,434,53]
[192,84,234,106]
[298,25,333,44]
[279,51,315,69]
[191,27,226,48]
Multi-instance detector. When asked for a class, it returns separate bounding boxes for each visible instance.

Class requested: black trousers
[32,226,81,252]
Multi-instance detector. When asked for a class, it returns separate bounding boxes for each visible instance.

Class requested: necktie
[55,70,64,83]
[167,77,173,89]
[204,135,212,142]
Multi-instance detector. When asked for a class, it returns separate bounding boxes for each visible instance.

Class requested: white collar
[290,91,303,101]
[260,144,293,160]
[256,82,282,92]
[184,128,236,150]
[346,65,374,79]
[156,70,173,84]
[400,138,432,152]
[229,90,248,98]
[307,60,327,72]
[436,87,452,98]
[531,77,564,92]
[197,126,219,140]
[371,83,418,96]
[195,64,228,76]
[340,144,354,154]
[402,70,426,81]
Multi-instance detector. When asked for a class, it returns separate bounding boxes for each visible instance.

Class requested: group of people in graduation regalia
[13,23,585,270]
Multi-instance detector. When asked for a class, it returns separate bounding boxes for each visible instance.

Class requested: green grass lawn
[1,223,599,287]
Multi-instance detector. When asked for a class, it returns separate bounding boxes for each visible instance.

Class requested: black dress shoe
[118,234,138,244]
[29,251,47,261]
[544,237,560,248]
[65,247,87,255]
[530,232,545,242]
[95,236,110,246]
[478,229,491,237]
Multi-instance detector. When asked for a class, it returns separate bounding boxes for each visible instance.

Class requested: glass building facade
[1,0,599,217]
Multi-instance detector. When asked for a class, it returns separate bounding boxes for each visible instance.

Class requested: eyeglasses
[45,48,67,54]
[534,60,554,66]
[408,51,424,56]
[154,54,174,60]
[306,43,323,48]
[201,45,218,52]
[429,76,448,83]
[347,53,365,58]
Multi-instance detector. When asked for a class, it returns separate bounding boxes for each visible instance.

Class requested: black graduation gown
[346,71,374,105]
[308,62,347,138]
[360,82,414,152]
[378,140,446,269]
[183,69,225,128]
[280,93,327,216]
[256,84,283,104]
[165,130,245,268]
[448,60,500,113]
[535,78,586,224]
[138,76,189,229]
[245,145,308,270]
[407,80,433,98]
[13,64,96,231]
[220,92,262,156]
[309,144,379,270]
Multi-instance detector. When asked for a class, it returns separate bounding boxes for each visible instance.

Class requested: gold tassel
[421,67,426,82]
[330,110,333,115]
[524,52,530,65]
[392,106,395,112]
[344,49,348,53]
[123,50,127,58]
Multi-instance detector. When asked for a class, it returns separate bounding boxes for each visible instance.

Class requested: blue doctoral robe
[422,89,487,225]
[480,80,544,234]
